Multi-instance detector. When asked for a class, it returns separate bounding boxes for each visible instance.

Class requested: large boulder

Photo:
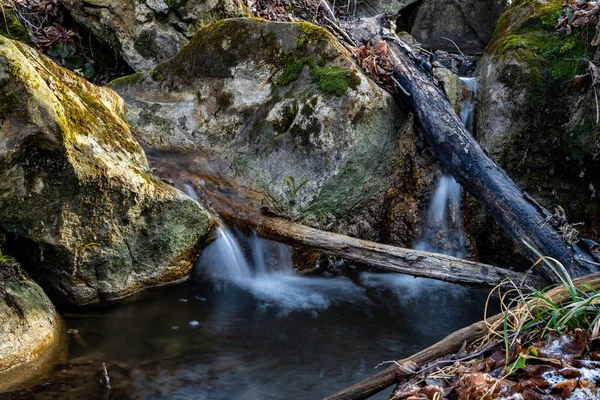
[0,251,63,390]
[475,0,600,244]
[0,36,213,305]
[411,0,509,55]
[62,0,250,71]
[110,18,422,245]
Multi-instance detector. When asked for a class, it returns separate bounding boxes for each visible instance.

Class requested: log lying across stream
[323,272,600,400]
[194,186,545,291]
[344,15,600,282]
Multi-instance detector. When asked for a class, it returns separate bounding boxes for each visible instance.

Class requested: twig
[441,36,465,57]
[102,362,112,390]
[324,16,357,47]
[595,85,599,124]
[390,75,410,96]
[1,2,10,36]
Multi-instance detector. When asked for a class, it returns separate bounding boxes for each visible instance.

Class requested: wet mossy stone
[0,36,213,305]
[110,18,416,243]
[0,254,62,389]
[475,0,600,242]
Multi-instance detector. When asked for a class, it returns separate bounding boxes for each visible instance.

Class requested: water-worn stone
[411,0,509,55]
[62,0,250,71]
[0,252,63,390]
[110,18,421,245]
[475,0,600,246]
[0,36,213,304]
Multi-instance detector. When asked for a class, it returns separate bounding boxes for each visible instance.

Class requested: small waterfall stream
[413,77,477,258]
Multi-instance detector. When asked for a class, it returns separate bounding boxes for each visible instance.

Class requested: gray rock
[110,18,424,245]
[411,0,509,55]
[0,36,213,304]
[474,0,600,247]
[61,0,250,71]
[0,253,63,390]
[355,0,418,19]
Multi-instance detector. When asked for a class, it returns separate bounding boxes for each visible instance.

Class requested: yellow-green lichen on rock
[476,0,600,241]
[110,18,417,243]
[0,35,213,305]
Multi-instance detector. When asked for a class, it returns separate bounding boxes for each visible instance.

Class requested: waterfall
[193,204,365,314]
[413,77,477,258]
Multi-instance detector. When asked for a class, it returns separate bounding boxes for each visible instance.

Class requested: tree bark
[323,272,600,400]
[344,15,599,282]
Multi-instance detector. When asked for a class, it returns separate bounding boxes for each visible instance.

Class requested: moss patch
[0,9,30,43]
[488,0,594,85]
[273,55,360,96]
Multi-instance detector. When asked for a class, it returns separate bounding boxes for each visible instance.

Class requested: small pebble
[189,320,200,327]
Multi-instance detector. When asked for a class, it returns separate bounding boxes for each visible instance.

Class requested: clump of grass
[480,241,600,370]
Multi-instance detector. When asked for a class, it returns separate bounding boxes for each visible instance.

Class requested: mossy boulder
[0,253,63,390]
[110,18,420,244]
[411,0,510,55]
[476,0,600,245]
[61,0,249,71]
[0,36,213,304]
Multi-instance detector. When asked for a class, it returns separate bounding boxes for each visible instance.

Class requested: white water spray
[195,212,366,314]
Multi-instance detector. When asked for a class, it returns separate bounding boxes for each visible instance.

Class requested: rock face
[355,0,417,19]
[110,18,420,244]
[0,36,213,305]
[476,0,600,243]
[411,0,509,55]
[62,0,249,71]
[0,252,62,388]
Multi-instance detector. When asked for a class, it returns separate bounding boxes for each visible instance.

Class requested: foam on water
[196,226,367,315]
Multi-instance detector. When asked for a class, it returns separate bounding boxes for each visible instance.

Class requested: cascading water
[196,218,368,315]
[413,77,477,258]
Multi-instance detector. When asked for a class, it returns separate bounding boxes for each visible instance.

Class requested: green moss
[274,56,312,87]
[150,69,164,81]
[0,9,30,43]
[107,71,145,88]
[488,0,593,83]
[273,55,360,96]
[311,65,360,96]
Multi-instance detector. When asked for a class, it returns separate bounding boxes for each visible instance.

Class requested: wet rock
[476,0,600,244]
[411,0,509,55]
[0,36,213,304]
[110,18,422,246]
[61,0,250,71]
[0,251,64,390]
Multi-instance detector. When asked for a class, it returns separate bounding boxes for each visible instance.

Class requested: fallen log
[324,272,600,400]
[190,181,545,291]
[344,15,599,282]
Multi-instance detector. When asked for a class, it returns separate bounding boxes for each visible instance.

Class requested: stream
[36,254,492,400]
[1,78,492,400]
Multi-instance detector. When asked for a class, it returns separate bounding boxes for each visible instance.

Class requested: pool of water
[4,267,496,400]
